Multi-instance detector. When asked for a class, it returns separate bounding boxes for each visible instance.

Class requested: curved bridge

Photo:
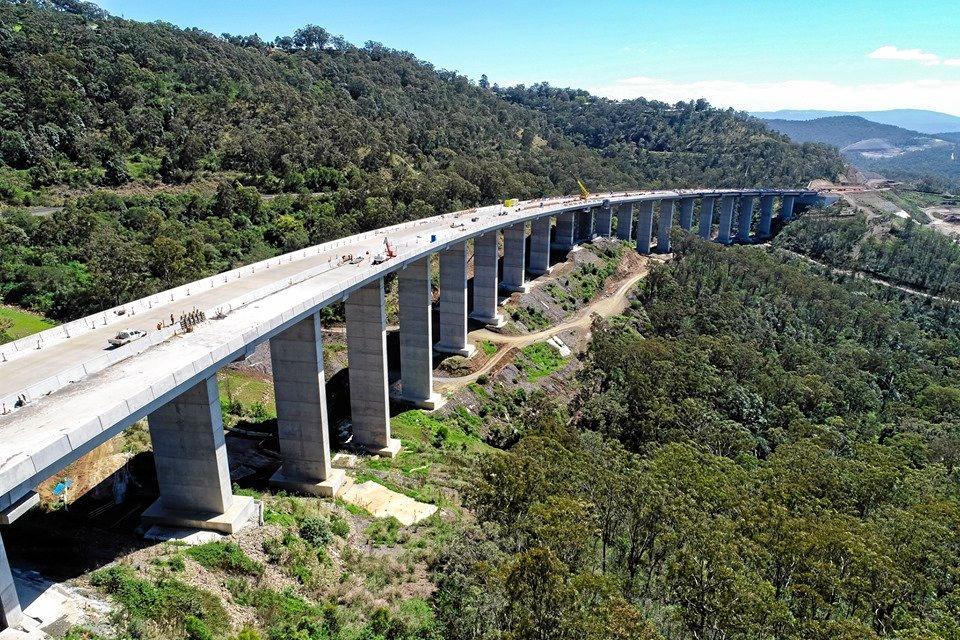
[0,186,824,626]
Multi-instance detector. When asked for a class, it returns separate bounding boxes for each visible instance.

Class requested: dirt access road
[435,259,655,392]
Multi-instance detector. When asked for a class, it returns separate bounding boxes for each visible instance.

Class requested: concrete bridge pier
[435,242,474,357]
[717,195,736,244]
[142,377,257,533]
[656,198,675,253]
[616,202,634,240]
[346,279,400,457]
[269,313,346,497]
[781,194,796,221]
[528,216,552,275]
[0,536,21,630]
[757,194,776,238]
[698,196,716,239]
[575,208,594,242]
[596,204,613,237]
[678,197,696,231]
[398,257,443,410]
[501,223,529,293]
[635,200,654,254]
[736,195,755,242]
[553,211,575,251]
[469,231,504,327]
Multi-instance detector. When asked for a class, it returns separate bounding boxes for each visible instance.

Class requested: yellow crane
[577,179,590,200]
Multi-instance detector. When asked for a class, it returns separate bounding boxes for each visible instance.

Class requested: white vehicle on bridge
[108,329,146,347]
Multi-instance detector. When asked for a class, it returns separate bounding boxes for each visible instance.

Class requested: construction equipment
[384,238,396,258]
[504,198,519,207]
[577,179,590,200]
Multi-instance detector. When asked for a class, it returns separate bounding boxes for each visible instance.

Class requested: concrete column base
[434,342,477,358]
[141,494,258,535]
[270,467,346,498]
[499,282,530,294]
[469,312,505,328]
[396,391,447,411]
[357,438,402,458]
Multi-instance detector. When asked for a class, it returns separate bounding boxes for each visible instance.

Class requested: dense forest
[0,0,842,322]
[433,238,960,639]
[774,212,960,297]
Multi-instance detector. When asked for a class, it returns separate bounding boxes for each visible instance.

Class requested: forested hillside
[763,115,928,149]
[437,238,960,639]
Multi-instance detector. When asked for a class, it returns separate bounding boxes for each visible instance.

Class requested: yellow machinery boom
[577,179,590,200]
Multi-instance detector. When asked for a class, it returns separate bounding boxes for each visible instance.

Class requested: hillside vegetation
[0,1,843,321]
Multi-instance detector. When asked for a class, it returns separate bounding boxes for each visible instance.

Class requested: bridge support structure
[269,313,345,497]
[736,195,755,242]
[553,211,575,251]
[636,200,655,254]
[501,223,529,293]
[0,535,20,630]
[781,194,796,221]
[616,202,634,240]
[678,197,696,231]
[470,231,504,327]
[398,257,443,410]
[575,208,594,243]
[757,194,776,238]
[656,198,676,253]
[142,377,257,533]
[435,242,474,357]
[698,196,716,239]
[596,204,613,237]
[717,195,736,244]
[529,216,552,275]
[346,279,400,457]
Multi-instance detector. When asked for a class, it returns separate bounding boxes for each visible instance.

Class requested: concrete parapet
[346,279,400,457]
[269,312,345,497]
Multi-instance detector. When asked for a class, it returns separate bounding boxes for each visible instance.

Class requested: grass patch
[90,564,229,639]
[365,517,404,546]
[509,304,551,330]
[478,339,497,356]
[186,541,263,576]
[218,369,276,418]
[516,342,568,382]
[0,305,55,342]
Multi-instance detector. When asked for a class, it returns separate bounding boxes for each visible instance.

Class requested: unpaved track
[435,264,652,391]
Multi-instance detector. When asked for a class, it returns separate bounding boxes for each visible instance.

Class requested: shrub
[187,541,263,576]
[299,516,331,547]
[330,515,350,538]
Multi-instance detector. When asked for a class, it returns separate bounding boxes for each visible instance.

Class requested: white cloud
[868,45,942,66]
[585,76,960,114]
[944,59,960,67]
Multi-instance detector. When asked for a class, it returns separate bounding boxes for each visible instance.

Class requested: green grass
[391,409,491,455]
[478,339,498,356]
[218,369,276,417]
[186,541,264,576]
[0,305,55,342]
[516,342,569,382]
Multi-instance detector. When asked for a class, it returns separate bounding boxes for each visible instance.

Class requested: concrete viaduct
[0,187,826,627]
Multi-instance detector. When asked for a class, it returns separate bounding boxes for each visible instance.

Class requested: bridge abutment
[616,202,634,240]
[699,196,716,239]
[268,313,345,497]
[143,377,256,533]
[435,242,474,357]
[470,232,504,327]
[346,279,400,457]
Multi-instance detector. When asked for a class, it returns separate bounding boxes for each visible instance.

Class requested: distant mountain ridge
[752,109,960,135]
[762,116,931,150]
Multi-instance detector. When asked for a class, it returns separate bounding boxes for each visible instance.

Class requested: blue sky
[94,0,960,114]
